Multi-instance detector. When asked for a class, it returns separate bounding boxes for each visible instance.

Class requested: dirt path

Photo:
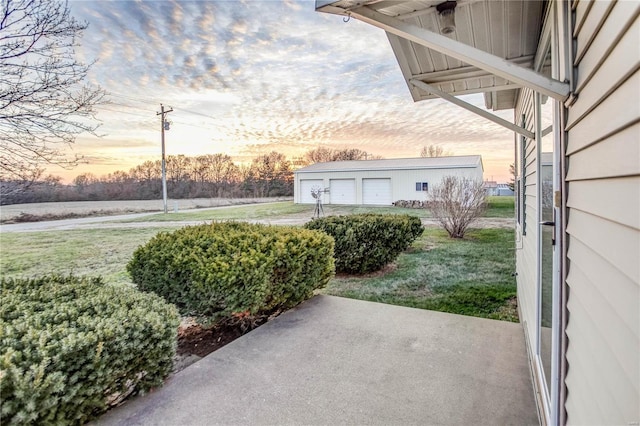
[0,197,292,223]
[0,201,293,233]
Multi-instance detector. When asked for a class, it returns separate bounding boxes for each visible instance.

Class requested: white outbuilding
[294,155,483,205]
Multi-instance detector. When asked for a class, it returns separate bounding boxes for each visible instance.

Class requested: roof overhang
[316,0,569,118]
[296,155,483,173]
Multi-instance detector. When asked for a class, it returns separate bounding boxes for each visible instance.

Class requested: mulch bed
[176,316,271,358]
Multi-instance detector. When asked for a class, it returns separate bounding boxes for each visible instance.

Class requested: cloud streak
[58,0,514,182]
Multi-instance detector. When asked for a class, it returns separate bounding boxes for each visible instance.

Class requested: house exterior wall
[514,86,539,371]
[564,1,640,424]
[294,165,483,205]
[516,2,640,423]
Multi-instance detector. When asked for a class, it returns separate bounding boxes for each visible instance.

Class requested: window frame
[415,182,428,192]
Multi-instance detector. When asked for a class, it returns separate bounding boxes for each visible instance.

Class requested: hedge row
[127,222,335,319]
[0,275,180,425]
[304,214,423,274]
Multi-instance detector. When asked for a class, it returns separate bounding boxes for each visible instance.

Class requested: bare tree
[332,148,374,161]
[427,176,487,238]
[420,145,451,158]
[304,147,334,164]
[303,147,380,164]
[194,153,238,197]
[251,151,292,197]
[0,0,105,196]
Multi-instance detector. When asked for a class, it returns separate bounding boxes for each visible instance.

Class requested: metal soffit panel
[316,0,546,110]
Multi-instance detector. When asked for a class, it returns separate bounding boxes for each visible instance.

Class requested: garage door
[330,179,356,204]
[299,179,323,204]
[362,178,392,205]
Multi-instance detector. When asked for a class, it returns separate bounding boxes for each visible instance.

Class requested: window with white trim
[415,182,428,191]
[516,115,527,235]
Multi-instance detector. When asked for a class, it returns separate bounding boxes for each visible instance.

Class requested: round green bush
[0,275,180,425]
[304,214,423,274]
[126,222,335,319]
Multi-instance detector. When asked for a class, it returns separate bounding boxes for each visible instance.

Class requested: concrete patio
[96,295,539,425]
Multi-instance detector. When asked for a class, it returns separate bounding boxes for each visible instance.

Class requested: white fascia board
[315,0,336,8]
[410,79,536,140]
[350,6,571,101]
[298,164,480,174]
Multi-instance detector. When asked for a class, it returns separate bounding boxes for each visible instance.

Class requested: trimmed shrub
[126,222,335,319]
[304,214,423,274]
[0,275,180,425]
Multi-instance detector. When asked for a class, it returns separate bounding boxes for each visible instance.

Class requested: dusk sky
[59,0,517,182]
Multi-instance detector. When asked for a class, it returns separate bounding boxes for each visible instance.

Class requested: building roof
[316,0,546,111]
[295,155,482,173]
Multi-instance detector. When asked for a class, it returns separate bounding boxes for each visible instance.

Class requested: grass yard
[485,196,515,217]
[0,227,180,285]
[118,196,514,222]
[1,197,517,321]
[120,201,314,222]
[323,227,518,322]
[118,201,433,223]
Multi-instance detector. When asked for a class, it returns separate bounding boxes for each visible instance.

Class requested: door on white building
[362,178,392,205]
[299,179,323,204]
[329,179,356,204]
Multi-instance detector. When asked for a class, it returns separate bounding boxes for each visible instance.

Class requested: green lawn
[485,196,515,217]
[323,227,518,322]
[1,197,517,321]
[0,227,180,286]
[121,202,312,222]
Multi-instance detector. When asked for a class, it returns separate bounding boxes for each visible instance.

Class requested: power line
[171,106,215,120]
[108,91,161,105]
[98,106,156,119]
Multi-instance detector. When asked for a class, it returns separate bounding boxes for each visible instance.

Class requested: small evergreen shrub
[304,214,423,274]
[127,222,335,319]
[0,275,180,425]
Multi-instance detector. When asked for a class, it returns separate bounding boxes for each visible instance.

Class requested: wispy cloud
[58,0,514,182]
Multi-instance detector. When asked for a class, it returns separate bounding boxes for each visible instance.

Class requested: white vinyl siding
[564,1,640,424]
[329,179,356,204]
[514,87,538,341]
[362,178,392,205]
[299,179,324,204]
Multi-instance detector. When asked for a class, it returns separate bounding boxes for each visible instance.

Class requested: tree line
[1,148,381,205]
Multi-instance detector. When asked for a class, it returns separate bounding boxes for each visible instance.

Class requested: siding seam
[566,271,639,358]
[572,0,594,38]
[566,117,640,156]
[573,0,616,64]
[567,66,640,131]
[574,8,640,94]
[565,285,637,416]
[566,172,640,183]
[567,206,640,234]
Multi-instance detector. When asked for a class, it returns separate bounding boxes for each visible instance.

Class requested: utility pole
[157,104,173,214]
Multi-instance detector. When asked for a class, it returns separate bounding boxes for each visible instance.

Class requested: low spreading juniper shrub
[0,275,180,425]
[127,222,335,319]
[304,214,423,274]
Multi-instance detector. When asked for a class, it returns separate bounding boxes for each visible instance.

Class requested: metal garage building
[294,155,483,205]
